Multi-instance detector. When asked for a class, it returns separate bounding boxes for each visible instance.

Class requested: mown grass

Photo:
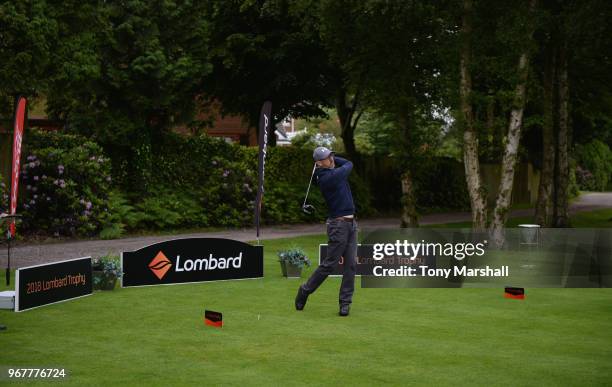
[427,208,612,229]
[0,234,610,386]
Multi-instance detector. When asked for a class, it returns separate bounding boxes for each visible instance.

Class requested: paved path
[1,192,609,268]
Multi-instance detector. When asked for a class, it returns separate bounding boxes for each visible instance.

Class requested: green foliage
[290,129,338,150]
[92,254,122,278]
[569,159,581,199]
[413,157,471,212]
[92,253,122,290]
[136,191,208,230]
[0,1,57,116]
[359,155,470,212]
[44,0,212,159]
[138,133,374,227]
[354,114,397,156]
[16,131,373,236]
[20,129,113,237]
[574,140,612,191]
[263,181,326,224]
[277,247,311,269]
[203,0,335,125]
[99,191,142,239]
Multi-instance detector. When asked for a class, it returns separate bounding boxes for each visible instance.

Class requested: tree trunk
[535,45,556,226]
[460,0,487,230]
[490,0,537,246]
[400,170,419,227]
[335,86,361,160]
[554,43,570,227]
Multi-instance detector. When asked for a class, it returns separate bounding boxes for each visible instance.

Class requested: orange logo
[148,251,172,280]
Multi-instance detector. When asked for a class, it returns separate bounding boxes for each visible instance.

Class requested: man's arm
[331,156,353,179]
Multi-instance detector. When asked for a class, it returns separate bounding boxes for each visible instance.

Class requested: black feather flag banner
[255,101,272,241]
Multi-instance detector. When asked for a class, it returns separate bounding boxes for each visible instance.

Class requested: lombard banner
[15,257,93,312]
[122,238,263,287]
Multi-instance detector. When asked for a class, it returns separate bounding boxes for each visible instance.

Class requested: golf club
[302,163,317,214]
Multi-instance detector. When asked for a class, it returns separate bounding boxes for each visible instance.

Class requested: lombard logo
[176,252,242,272]
[148,251,173,280]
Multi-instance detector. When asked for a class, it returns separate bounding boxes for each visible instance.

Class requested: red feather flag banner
[9,96,27,238]
[254,101,272,243]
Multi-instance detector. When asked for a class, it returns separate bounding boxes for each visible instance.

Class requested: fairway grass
[426,208,612,229]
[1,234,611,386]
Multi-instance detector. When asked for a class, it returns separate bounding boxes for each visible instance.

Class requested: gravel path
[1,192,609,268]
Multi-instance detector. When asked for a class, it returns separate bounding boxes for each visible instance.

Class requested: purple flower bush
[19,130,113,237]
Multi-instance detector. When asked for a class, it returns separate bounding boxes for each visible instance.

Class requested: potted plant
[92,254,122,290]
[278,248,311,278]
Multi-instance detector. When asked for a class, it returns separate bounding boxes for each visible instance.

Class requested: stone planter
[93,270,118,290]
[279,261,302,278]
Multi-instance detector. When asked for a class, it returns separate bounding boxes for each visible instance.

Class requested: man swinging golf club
[296,147,357,317]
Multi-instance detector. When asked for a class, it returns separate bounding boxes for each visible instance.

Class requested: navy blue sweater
[315,156,355,218]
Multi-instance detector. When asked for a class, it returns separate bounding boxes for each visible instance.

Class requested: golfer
[295,147,357,316]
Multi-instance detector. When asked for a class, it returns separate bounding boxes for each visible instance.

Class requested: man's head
[313,146,335,169]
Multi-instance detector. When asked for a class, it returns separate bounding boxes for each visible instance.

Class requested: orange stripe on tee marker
[504,287,525,300]
[204,310,223,328]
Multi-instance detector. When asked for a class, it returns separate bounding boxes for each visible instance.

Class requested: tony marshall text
[373,265,509,278]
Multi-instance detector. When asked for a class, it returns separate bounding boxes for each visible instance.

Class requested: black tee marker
[204,310,223,328]
[504,287,525,300]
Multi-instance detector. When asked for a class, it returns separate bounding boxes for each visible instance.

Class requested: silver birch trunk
[460,0,487,230]
[490,0,537,245]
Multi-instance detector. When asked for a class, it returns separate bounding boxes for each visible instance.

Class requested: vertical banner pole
[255,101,272,245]
[6,96,27,286]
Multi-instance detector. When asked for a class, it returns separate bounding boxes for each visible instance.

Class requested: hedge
[15,129,478,238]
[17,130,373,238]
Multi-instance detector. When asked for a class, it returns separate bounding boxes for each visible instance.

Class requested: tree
[534,0,612,226]
[459,0,487,230]
[446,0,541,235]
[321,0,447,227]
[0,1,57,116]
[489,0,538,244]
[201,0,338,144]
[534,36,556,226]
[44,0,212,190]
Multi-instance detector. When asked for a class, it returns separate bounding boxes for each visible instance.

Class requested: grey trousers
[302,218,357,305]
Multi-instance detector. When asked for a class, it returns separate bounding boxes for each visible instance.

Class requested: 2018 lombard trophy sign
[15,257,93,312]
[122,238,263,287]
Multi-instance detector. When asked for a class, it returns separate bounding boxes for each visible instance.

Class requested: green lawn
[1,234,611,386]
[427,208,612,228]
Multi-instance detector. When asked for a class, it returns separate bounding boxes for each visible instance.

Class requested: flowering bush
[19,130,113,236]
[0,174,8,236]
[0,174,7,212]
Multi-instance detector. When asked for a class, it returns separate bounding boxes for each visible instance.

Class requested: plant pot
[93,270,117,290]
[280,262,302,278]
